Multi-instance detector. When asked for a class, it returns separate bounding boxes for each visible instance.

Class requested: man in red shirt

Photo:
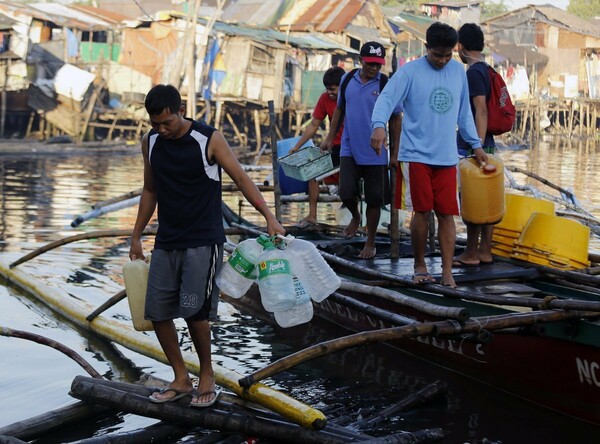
[290,66,345,227]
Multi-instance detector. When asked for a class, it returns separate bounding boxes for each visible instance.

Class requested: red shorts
[395,162,459,215]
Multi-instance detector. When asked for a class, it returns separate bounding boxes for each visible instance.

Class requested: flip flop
[413,272,435,284]
[148,387,193,404]
[190,387,221,408]
[452,258,480,267]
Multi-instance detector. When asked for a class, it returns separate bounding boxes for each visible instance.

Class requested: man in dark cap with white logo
[321,41,401,259]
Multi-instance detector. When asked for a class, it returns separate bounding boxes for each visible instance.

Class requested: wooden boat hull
[222,202,600,424]
[224,274,600,425]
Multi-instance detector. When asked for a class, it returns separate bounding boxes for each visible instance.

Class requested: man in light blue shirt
[371,23,485,288]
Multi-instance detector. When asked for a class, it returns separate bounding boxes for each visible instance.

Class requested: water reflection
[0,139,599,441]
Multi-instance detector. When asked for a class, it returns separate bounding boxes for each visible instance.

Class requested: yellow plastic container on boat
[513,213,590,269]
[494,193,554,233]
[491,240,515,258]
[123,256,154,331]
[459,155,505,224]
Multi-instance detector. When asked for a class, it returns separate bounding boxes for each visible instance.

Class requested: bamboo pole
[70,377,344,443]
[0,401,110,442]
[329,291,417,327]
[325,252,600,309]
[505,165,593,215]
[238,309,599,388]
[71,196,141,227]
[86,289,127,321]
[360,380,447,427]
[9,227,249,269]
[93,376,372,442]
[339,281,469,321]
[268,101,282,221]
[227,218,600,301]
[9,228,157,269]
[91,188,142,210]
[74,422,192,444]
[0,326,102,378]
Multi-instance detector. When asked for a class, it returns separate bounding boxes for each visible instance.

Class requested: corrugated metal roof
[484,5,600,39]
[387,12,436,42]
[221,0,285,26]
[195,15,357,53]
[71,5,132,25]
[420,1,480,7]
[289,0,363,33]
[536,5,600,38]
[29,3,113,29]
[0,12,15,30]
[0,2,116,30]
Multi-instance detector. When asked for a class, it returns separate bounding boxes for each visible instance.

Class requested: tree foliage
[481,1,509,20]
[567,0,600,19]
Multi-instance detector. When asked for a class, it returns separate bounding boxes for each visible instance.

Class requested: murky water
[0,138,599,442]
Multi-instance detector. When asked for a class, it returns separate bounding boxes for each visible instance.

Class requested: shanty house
[385,12,435,67]
[277,0,396,70]
[482,5,600,98]
[419,1,481,29]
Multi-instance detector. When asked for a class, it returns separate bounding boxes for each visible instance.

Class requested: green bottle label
[228,249,256,279]
[257,258,291,280]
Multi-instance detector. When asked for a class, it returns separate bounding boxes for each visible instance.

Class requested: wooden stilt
[253,109,261,152]
[226,112,246,147]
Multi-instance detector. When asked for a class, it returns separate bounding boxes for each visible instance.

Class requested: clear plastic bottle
[284,237,341,302]
[274,276,314,328]
[257,240,296,312]
[216,237,263,299]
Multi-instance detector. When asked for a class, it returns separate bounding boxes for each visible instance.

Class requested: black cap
[360,41,386,65]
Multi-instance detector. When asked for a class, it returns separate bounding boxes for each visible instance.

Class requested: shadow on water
[1,140,599,442]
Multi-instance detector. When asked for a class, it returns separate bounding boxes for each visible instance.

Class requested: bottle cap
[482,163,497,174]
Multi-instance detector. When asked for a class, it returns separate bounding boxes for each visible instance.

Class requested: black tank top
[148,119,225,249]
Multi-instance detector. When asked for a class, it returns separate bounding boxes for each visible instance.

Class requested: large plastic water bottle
[284,236,341,302]
[257,239,296,312]
[274,276,314,328]
[216,237,264,299]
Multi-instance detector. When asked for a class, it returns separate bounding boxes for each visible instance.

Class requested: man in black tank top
[130,84,285,406]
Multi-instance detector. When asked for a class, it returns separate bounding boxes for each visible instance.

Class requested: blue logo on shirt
[429,87,452,114]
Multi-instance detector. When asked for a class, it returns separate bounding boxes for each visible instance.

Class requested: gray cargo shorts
[145,245,223,322]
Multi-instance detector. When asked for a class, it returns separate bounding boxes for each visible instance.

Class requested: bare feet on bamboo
[343,216,360,239]
[440,272,457,288]
[358,244,376,259]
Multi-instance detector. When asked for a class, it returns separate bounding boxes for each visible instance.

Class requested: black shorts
[339,157,390,207]
[331,144,341,168]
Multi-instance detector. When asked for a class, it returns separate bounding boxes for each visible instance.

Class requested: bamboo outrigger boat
[0,245,327,431]
[219,205,600,426]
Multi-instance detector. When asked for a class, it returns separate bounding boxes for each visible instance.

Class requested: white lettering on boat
[576,358,600,386]
[416,336,486,363]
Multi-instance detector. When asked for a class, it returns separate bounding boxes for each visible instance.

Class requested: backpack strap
[337,68,359,112]
[379,73,388,93]
[338,69,389,112]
